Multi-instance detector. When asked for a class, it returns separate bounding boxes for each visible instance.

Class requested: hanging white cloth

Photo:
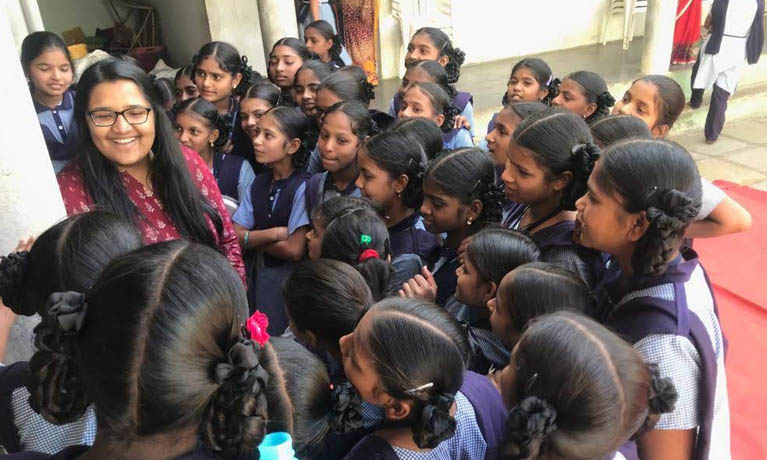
[693,0,759,93]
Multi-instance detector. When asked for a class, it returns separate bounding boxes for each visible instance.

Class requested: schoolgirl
[389,116,444,160]
[239,82,282,142]
[614,75,752,239]
[340,297,508,459]
[450,227,540,373]
[0,212,141,454]
[1,241,283,459]
[485,101,548,177]
[576,139,730,460]
[306,101,378,218]
[152,78,175,116]
[496,311,678,460]
[405,27,466,86]
[390,59,475,136]
[487,262,593,350]
[402,148,504,306]
[20,31,78,173]
[268,37,314,100]
[501,108,607,289]
[552,70,615,124]
[193,41,257,162]
[304,19,349,68]
[482,58,558,149]
[232,107,311,333]
[173,97,255,212]
[306,67,379,173]
[306,195,382,260]
[356,130,440,287]
[173,65,199,105]
[398,82,471,150]
[320,208,396,301]
[294,60,334,120]
[590,114,653,148]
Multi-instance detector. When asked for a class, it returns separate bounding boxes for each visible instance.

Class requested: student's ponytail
[636,363,679,436]
[412,391,457,448]
[320,209,394,300]
[26,292,91,424]
[594,139,701,276]
[502,396,558,459]
[0,251,29,314]
[566,142,600,210]
[329,383,364,433]
[201,331,270,458]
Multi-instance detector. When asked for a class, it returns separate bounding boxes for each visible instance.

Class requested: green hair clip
[360,234,372,245]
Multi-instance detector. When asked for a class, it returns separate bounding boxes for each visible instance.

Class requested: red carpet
[696,181,767,460]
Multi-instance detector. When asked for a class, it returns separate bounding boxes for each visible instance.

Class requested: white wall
[205,0,267,75]
[142,0,210,67]
[38,0,115,36]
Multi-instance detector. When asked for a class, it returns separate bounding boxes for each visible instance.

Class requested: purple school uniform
[33,89,79,166]
[392,91,474,118]
[304,171,362,221]
[248,169,310,334]
[1,445,218,459]
[504,204,607,292]
[343,371,506,460]
[212,152,245,201]
[596,250,726,460]
[388,214,440,266]
[432,247,458,306]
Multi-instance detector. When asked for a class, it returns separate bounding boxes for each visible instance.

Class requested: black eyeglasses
[87,107,152,127]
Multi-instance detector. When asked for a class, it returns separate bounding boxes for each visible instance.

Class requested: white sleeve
[694,178,727,221]
[634,333,701,430]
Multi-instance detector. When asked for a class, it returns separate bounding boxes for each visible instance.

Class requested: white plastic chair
[600,0,648,50]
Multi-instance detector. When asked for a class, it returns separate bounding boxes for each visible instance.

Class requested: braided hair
[26,241,274,458]
[594,139,701,276]
[193,41,259,97]
[412,27,466,85]
[513,108,599,210]
[500,311,677,459]
[174,97,232,149]
[354,297,470,448]
[562,71,615,124]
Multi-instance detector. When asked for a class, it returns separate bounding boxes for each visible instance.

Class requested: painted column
[0,10,66,254]
[641,0,677,74]
[256,0,299,60]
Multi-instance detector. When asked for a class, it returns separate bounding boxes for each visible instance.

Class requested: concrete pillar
[204,0,267,74]
[256,0,299,60]
[640,0,677,74]
[0,11,66,254]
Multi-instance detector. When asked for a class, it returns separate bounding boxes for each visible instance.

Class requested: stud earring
[467,218,473,226]
[209,140,215,147]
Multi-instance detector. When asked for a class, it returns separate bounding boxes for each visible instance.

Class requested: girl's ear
[286,137,302,155]
[438,54,449,67]
[627,210,651,242]
[435,113,446,128]
[551,171,573,193]
[384,398,413,421]
[651,123,670,139]
[393,173,410,195]
[232,72,243,90]
[584,102,598,119]
[482,281,498,305]
[468,198,483,223]
[210,129,220,144]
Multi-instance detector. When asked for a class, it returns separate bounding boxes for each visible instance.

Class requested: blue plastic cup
[257,432,297,460]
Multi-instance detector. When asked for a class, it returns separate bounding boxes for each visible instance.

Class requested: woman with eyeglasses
[56,58,245,281]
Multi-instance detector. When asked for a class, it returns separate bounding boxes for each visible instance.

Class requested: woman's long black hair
[73,58,223,248]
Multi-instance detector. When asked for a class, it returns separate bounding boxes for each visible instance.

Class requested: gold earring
[209,140,215,147]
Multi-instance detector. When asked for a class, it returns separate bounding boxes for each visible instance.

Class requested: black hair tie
[212,332,269,394]
[597,91,616,109]
[330,382,364,433]
[33,291,88,354]
[505,396,558,448]
[647,363,678,415]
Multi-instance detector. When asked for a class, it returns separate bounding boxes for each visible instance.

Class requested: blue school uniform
[442,128,474,150]
[390,91,476,137]
[505,204,607,292]
[33,89,79,173]
[0,362,96,454]
[343,371,507,460]
[595,249,730,460]
[432,246,458,307]
[2,445,218,459]
[304,171,362,221]
[233,169,310,334]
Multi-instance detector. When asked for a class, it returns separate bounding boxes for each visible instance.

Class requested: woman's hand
[16,236,35,252]
[453,115,471,131]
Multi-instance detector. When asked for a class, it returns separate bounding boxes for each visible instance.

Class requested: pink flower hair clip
[245,310,270,347]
